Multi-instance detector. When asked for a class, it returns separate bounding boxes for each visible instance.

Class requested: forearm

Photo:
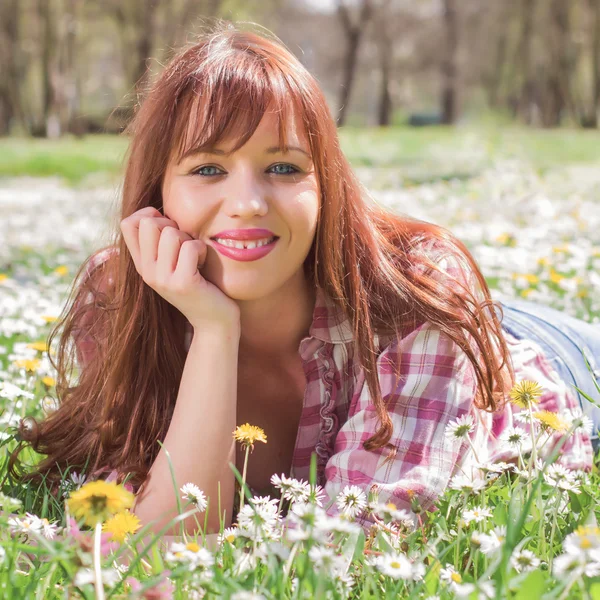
[132,322,240,536]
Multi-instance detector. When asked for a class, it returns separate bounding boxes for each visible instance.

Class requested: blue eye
[269,163,299,175]
[194,166,223,177]
[192,163,300,177]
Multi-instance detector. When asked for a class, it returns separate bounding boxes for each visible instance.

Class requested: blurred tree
[335,0,374,126]
[440,0,459,124]
[0,0,24,134]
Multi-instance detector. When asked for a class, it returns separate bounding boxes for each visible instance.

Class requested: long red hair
[10,22,515,493]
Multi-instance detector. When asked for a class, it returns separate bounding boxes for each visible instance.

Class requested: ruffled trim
[313,343,338,486]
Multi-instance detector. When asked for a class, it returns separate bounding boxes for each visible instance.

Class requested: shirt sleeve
[323,321,479,533]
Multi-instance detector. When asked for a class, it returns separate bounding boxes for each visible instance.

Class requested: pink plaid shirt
[78,243,593,533]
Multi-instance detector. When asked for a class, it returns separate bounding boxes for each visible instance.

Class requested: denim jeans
[496,296,600,454]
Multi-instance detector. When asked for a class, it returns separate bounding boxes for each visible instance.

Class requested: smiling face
[161,107,320,301]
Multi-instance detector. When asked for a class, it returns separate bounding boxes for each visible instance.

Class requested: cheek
[163,179,211,227]
[286,188,319,234]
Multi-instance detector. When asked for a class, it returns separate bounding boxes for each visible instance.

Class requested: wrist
[190,319,241,339]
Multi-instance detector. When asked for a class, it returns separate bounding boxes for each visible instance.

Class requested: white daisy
[306,484,327,507]
[34,514,60,540]
[563,526,600,558]
[510,549,540,573]
[562,407,594,436]
[462,505,493,525]
[217,526,239,546]
[237,497,281,541]
[370,501,417,530]
[180,483,208,512]
[308,545,347,576]
[375,551,413,580]
[478,526,507,556]
[439,564,461,584]
[444,414,475,441]
[449,473,487,493]
[336,485,367,519]
[543,464,580,492]
[8,514,44,537]
[165,541,214,572]
[440,564,473,595]
[499,426,529,449]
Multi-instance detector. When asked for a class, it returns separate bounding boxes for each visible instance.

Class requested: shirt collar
[309,286,384,346]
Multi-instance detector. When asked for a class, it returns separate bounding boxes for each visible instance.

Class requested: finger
[175,239,207,280]
[156,227,193,280]
[138,217,163,277]
[120,208,162,268]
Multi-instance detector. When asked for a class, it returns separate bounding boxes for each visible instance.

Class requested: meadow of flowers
[0,151,600,599]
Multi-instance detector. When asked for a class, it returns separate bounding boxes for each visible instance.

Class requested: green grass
[0,125,599,185]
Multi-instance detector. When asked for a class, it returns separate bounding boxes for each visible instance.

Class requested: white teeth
[214,236,275,249]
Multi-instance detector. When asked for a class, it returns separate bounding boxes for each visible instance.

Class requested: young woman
[11,24,598,537]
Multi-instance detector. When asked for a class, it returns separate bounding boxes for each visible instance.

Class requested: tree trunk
[487,8,509,109]
[38,0,57,136]
[63,0,83,135]
[133,0,157,93]
[0,0,22,134]
[336,0,373,126]
[440,0,459,124]
[589,0,600,126]
[516,0,536,124]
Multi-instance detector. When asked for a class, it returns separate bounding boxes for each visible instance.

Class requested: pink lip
[211,228,277,241]
[209,238,278,262]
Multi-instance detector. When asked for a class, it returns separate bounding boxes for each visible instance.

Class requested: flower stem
[548,491,561,567]
[239,444,251,512]
[94,521,105,600]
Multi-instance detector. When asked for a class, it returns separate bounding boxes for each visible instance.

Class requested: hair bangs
[171,52,296,164]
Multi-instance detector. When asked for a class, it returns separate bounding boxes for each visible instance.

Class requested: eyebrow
[182,145,312,160]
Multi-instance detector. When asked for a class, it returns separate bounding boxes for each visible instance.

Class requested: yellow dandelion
[511,273,539,285]
[27,342,49,353]
[520,288,533,298]
[67,480,135,527]
[549,268,565,284]
[537,257,551,268]
[13,358,41,373]
[533,410,569,433]
[53,266,69,276]
[524,274,539,285]
[0,274,8,283]
[509,380,544,409]
[102,509,141,543]
[233,423,267,449]
[41,315,58,323]
[41,376,56,387]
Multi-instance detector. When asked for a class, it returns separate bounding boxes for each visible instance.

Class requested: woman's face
[161,108,319,301]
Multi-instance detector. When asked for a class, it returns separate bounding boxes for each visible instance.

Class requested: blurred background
[1,0,600,137]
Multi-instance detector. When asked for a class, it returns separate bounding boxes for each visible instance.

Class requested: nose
[221,164,268,218]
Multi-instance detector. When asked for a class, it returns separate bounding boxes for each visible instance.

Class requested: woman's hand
[120,207,240,330]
